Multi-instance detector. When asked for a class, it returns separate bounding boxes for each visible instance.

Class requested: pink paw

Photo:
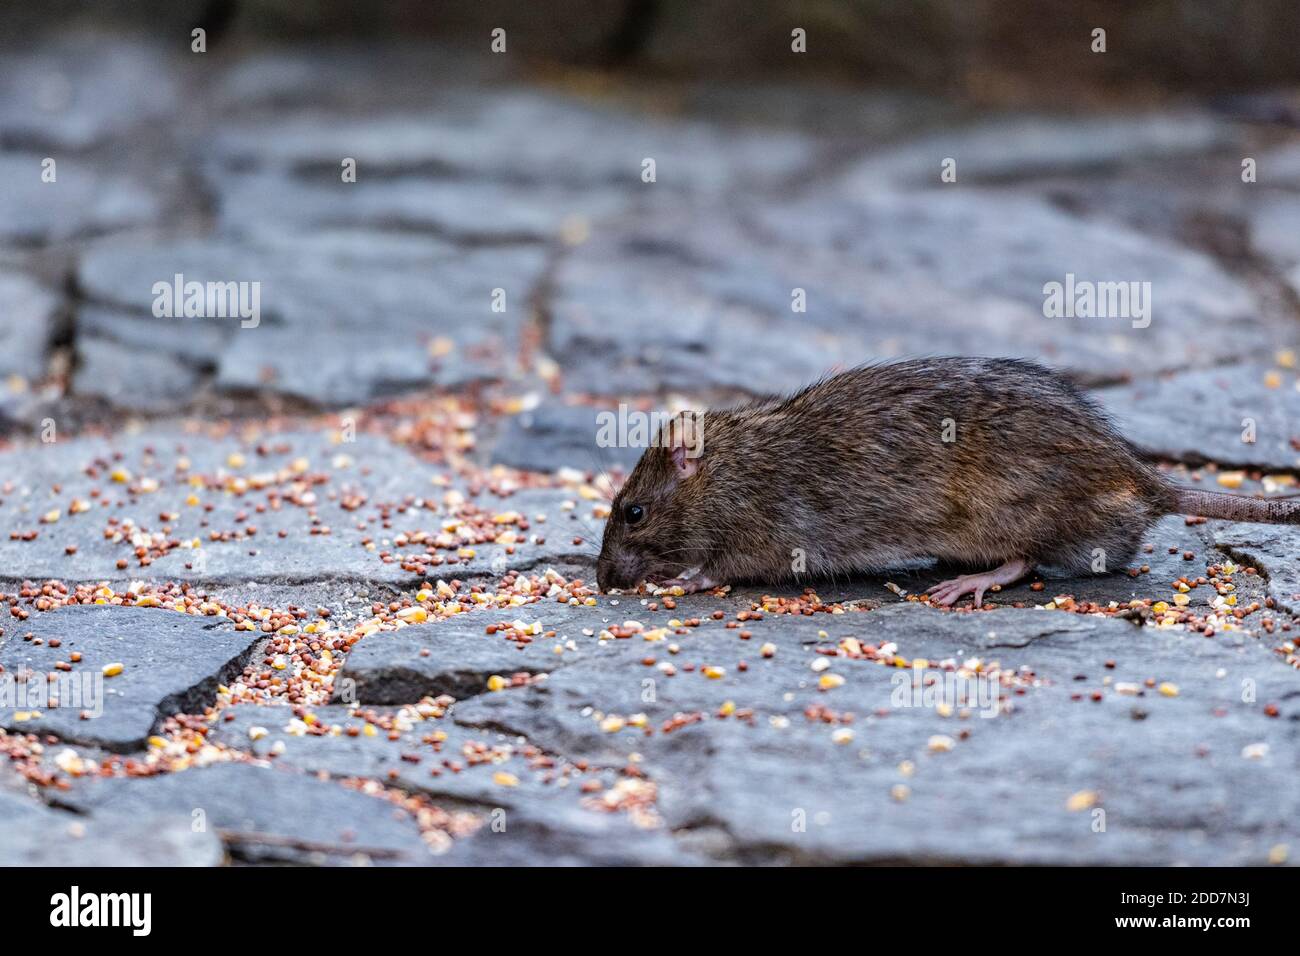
[927,572,1000,608]
[658,575,718,595]
[926,559,1030,609]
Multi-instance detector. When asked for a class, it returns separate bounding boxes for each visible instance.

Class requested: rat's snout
[597,549,645,592]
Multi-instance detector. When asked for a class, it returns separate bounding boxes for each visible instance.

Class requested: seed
[101,662,124,677]
[1066,790,1098,811]
[486,675,507,692]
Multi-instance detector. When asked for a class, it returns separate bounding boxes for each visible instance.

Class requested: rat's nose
[596,556,620,592]
[597,553,640,592]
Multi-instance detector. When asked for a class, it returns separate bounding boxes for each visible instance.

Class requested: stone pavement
[1,32,1299,866]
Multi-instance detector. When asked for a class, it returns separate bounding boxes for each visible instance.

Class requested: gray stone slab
[453,600,1300,864]
[334,599,624,706]
[75,233,547,406]
[210,705,556,804]
[211,171,632,244]
[488,401,644,475]
[0,34,181,150]
[0,271,59,426]
[1248,193,1300,296]
[1098,364,1300,470]
[73,335,205,412]
[78,305,229,366]
[208,704,693,864]
[0,271,58,381]
[1255,141,1300,188]
[550,190,1270,395]
[206,90,814,194]
[1208,521,1300,614]
[0,153,161,244]
[841,113,1230,189]
[0,791,223,866]
[77,232,545,330]
[55,762,437,865]
[0,429,598,586]
[0,605,260,751]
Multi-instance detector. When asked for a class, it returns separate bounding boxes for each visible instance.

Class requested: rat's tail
[1173,488,1300,524]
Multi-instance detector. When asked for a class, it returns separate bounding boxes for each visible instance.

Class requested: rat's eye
[624,503,645,525]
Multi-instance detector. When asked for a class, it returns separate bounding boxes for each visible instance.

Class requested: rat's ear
[662,411,704,479]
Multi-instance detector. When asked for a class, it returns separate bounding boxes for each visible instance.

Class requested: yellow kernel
[1066,790,1099,812]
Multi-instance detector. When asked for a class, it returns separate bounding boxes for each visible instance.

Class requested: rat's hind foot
[927,558,1030,608]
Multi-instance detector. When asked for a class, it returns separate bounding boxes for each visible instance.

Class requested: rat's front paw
[657,574,719,594]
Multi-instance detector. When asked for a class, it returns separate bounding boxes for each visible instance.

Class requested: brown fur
[596,358,1293,591]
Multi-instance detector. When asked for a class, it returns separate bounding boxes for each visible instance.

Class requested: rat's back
[720,357,1174,576]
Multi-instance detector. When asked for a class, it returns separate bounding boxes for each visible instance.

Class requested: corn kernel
[1066,790,1098,812]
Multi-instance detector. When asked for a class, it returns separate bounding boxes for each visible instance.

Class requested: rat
[596,357,1299,605]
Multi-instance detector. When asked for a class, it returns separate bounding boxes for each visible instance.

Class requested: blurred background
[2,0,1299,463]
[2,0,1300,872]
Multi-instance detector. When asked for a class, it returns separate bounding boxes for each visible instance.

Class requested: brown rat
[595,357,1299,605]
